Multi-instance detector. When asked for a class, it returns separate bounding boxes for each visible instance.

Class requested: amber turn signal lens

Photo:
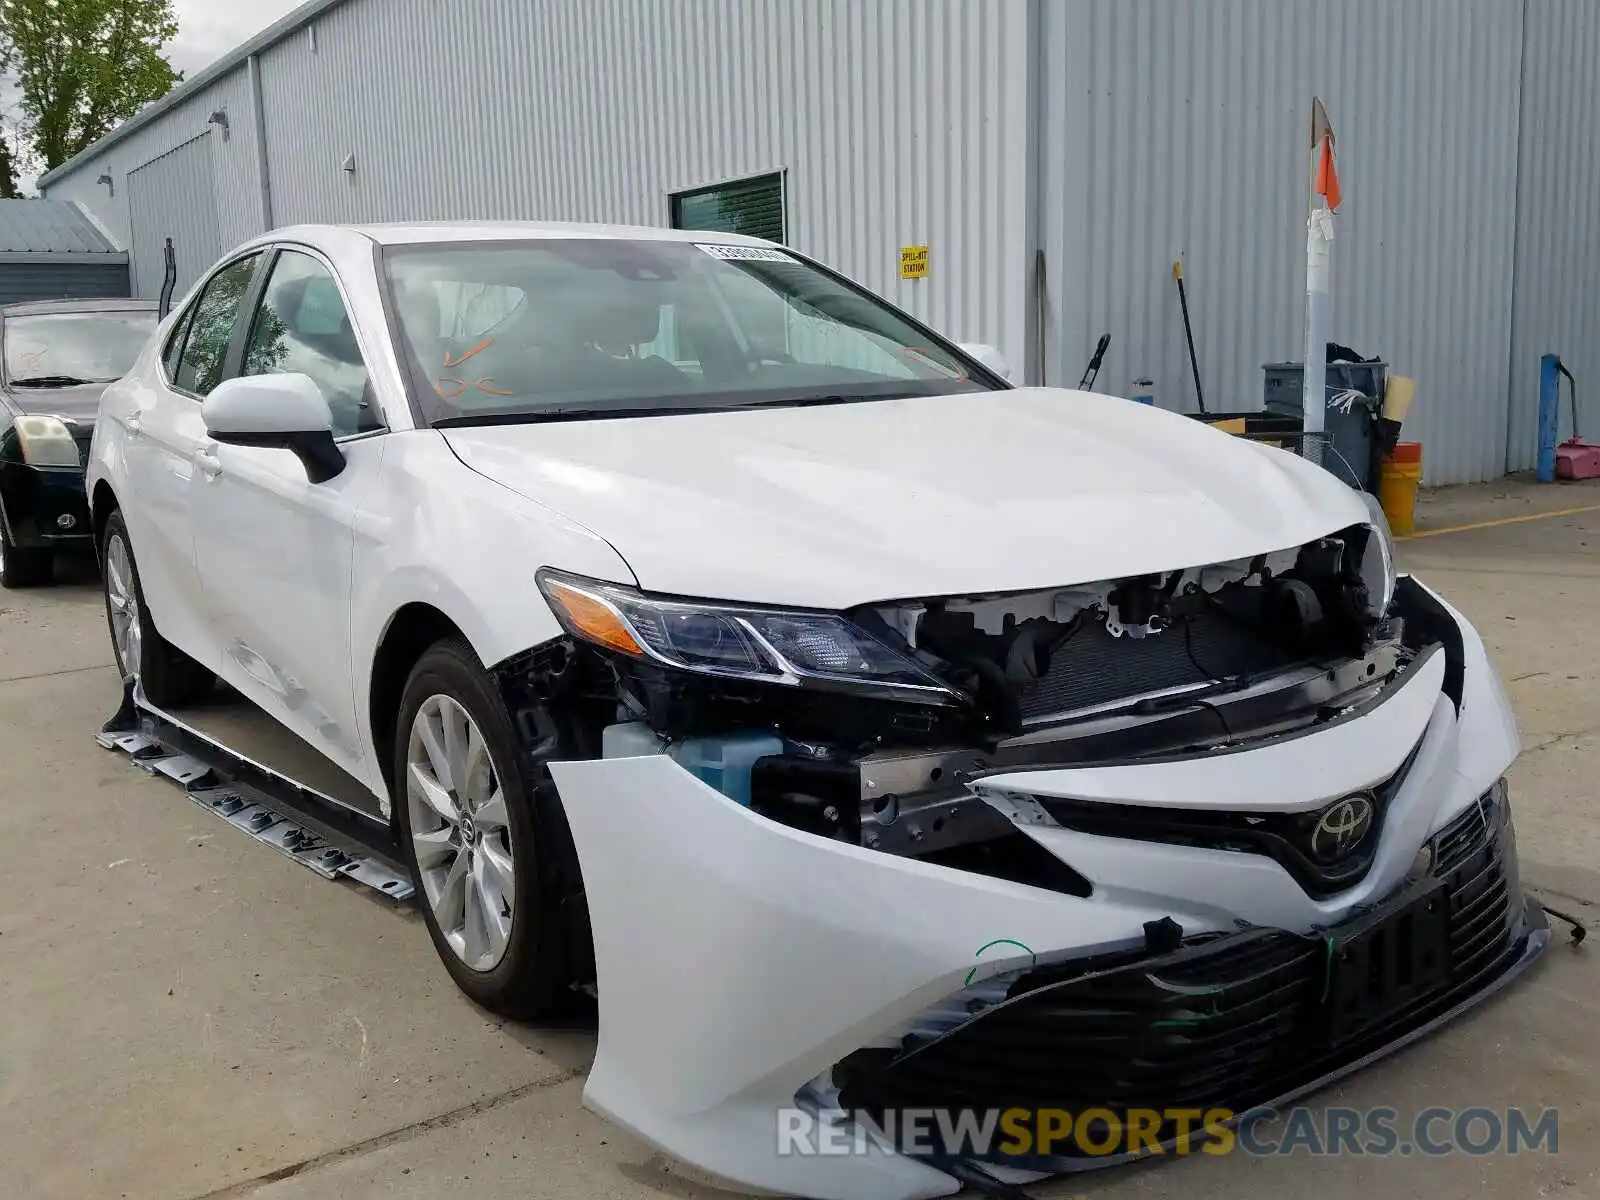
[544,581,645,656]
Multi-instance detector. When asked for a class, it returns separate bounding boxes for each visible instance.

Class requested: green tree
[0,131,19,198]
[243,306,290,374]
[0,0,182,171]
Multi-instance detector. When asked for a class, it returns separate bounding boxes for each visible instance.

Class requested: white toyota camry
[87,221,1546,1199]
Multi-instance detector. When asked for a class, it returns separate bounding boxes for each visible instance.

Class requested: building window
[670,172,785,243]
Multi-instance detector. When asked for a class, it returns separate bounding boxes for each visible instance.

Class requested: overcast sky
[167,0,308,79]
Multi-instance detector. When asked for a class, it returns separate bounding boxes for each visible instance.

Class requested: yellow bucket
[1378,443,1423,536]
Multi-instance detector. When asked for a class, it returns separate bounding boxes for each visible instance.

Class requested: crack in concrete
[0,661,115,686]
[182,1065,587,1199]
[1522,728,1600,755]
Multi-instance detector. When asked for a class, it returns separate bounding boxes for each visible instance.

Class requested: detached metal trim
[98,680,413,899]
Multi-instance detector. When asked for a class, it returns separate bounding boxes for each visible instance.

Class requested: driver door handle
[194,444,222,481]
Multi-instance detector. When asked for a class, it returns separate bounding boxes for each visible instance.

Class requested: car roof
[275,219,778,249]
[0,297,159,317]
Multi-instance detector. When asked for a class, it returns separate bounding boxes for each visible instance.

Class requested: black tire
[100,509,214,707]
[393,637,577,1018]
[0,520,52,588]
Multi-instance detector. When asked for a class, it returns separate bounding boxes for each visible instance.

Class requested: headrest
[571,289,661,350]
[294,276,349,339]
[392,277,440,343]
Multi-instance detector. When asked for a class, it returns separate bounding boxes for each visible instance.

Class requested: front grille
[1433,793,1493,874]
[1444,794,1516,980]
[835,789,1521,1161]
[1018,611,1303,721]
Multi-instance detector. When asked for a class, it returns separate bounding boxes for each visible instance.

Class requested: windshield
[381,239,998,424]
[3,310,156,386]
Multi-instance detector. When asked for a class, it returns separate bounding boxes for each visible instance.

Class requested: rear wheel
[100,510,214,707]
[394,637,575,1017]
[0,521,52,588]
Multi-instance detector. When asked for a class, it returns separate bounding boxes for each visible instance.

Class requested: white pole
[1303,100,1335,470]
[1303,201,1332,467]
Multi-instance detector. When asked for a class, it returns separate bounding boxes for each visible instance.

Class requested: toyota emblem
[1310,794,1376,862]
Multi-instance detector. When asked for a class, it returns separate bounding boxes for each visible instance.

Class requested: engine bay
[862,532,1384,732]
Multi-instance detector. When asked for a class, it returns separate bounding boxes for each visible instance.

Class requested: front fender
[348,432,636,799]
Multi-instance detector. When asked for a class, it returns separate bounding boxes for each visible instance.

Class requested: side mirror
[202,373,346,484]
[958,342,1011,382]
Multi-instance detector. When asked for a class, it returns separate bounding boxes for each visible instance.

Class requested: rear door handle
[126,415,143,438]
[194,444,221,481]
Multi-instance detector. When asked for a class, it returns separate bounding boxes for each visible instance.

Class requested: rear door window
[161,307,195,382]
[174,254,261,396]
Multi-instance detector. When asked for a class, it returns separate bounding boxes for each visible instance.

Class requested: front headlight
[14,414,81,468]
[536,570,959,704]
[1356,493,1398,617]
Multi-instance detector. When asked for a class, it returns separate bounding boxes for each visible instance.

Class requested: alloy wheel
[104,531,142,680]
[406,694,515,971]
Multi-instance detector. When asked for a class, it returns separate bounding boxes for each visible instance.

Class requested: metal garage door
[127,135,221,303]
[0,260,130,303]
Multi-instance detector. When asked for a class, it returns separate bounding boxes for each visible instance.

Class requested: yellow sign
[900,244,929,279]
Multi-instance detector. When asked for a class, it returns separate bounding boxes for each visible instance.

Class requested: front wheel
[100,510,213,707]
[394,638,576,1017]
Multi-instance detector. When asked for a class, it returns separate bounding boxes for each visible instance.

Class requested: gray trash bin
[1262,361,1386,491]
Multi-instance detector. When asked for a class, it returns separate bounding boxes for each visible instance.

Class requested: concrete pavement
[1,481,1597,1200]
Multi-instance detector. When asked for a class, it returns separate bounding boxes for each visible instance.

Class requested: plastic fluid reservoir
[601,722,665,758]
[669,733,785,806]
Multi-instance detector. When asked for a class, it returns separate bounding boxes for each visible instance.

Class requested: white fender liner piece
[972,651,1478,935]
[1407,575,1520,802]
[990,696,1457,935]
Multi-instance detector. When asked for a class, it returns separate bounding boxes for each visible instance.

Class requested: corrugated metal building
[0,200,130,302]
[36,0,1600,484]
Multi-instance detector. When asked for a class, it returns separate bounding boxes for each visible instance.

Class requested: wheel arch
[90,480,119,549]
[367,601,474,803]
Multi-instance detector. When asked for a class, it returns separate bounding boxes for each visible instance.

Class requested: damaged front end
[511,520,1544,1200]
[538,518,1404,865]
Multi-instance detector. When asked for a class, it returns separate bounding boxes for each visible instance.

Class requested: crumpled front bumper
[546,579,1547,1200]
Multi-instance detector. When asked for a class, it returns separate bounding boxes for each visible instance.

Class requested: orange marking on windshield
[442,338,493,369]
[435,376,511,398]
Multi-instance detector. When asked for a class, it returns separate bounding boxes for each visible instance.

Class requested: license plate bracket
[1322,877,1451,1043]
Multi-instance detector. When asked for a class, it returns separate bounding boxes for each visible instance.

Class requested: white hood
[442,387,1369,609]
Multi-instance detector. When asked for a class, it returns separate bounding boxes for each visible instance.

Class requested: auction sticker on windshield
[695,243,795,262]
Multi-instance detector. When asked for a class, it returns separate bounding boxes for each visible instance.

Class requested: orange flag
[1310,97,1341,211]
[1315,135,1342,210]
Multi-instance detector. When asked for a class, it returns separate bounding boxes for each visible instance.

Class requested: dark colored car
[0,297,159,587]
